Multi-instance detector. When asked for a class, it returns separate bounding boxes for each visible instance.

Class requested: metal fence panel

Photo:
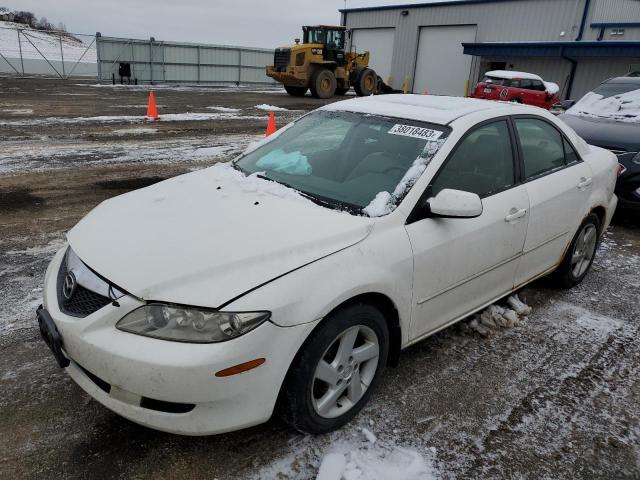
[97,35,276,85]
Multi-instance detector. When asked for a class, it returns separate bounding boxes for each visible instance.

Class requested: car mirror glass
[428,189,482,218]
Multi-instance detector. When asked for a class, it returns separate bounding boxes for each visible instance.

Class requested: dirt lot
[1,76,639,480]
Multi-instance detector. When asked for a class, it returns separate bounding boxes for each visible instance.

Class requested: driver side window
[431,120,515,198]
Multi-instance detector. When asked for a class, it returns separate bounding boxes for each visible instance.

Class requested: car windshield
[592,82,640,98]
[234,111,450,214]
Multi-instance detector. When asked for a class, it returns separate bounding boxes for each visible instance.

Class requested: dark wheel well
[320,293,402,367]
[590,206,606,233]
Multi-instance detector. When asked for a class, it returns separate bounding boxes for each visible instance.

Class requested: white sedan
[37,95,618,435]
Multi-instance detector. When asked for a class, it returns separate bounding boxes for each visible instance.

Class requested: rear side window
[563,137,579,165]
[530,80,546,91]
[431,120,515,198]
[515,118,565,179]
[520,79,532,89]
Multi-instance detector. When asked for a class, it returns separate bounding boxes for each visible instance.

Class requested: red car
[472,70,560,110]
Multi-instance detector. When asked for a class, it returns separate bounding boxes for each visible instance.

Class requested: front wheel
[553,214,600,288]
[280,303,389,434]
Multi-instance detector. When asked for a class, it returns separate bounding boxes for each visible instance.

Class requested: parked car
[37,95,618,436]
[559,76,640,213]
[472,70,560,110]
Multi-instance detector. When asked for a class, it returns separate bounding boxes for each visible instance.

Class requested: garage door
[413,25,477,96]
[350,28,395,83]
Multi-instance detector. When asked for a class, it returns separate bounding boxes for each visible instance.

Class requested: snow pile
[363,138,446,217]
[485,70,543,81]
[466,294,532,337]
[255,103,289,111]
[543,81,560,95]
[566,89,640,123]
[209,162,304,200]
[254,426,438,480]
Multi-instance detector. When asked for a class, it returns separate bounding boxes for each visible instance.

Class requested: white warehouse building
[340,0,640,99]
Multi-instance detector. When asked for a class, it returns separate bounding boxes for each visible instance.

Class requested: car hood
[67,164,374,308]
[558,113,640,152]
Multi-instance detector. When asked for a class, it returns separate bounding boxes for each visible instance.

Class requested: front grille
[273,48,291,71]
[57,252,111,318]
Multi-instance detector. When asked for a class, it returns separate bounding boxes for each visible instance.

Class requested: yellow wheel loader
[266,25,394,99]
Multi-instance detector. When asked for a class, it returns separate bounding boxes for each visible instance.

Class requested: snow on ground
[0,134,261,175]
[207,106,241,112]
[0,21,96,63]
[0,111,265,126]
[255,103,290,111]
[112,127,158,136]
[252,423,439,480]
[566,88,640,123]
[1,108,33,115]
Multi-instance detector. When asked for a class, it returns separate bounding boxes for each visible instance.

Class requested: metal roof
[340,0,526,13]
[462,41,640,57]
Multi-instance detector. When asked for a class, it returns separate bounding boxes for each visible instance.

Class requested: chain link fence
[0,24,97,77]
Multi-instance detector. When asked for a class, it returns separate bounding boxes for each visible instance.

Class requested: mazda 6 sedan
[38,95,618,435]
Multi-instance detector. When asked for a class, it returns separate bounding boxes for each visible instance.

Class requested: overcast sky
[3,0,445,47]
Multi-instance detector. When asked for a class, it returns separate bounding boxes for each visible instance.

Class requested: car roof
[484,70,543,81]
[320,94,523,125]
[603,76,640,84]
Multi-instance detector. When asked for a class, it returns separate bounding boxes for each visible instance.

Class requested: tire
[510,97,523,103]
[553,214,600,288]
[280,303,389,434]
[335,87,350,95]
[354,68,377,96]
[310,69,337,99]
[284,85,308,97]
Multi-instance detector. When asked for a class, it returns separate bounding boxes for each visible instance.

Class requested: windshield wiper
[255,174,362,215]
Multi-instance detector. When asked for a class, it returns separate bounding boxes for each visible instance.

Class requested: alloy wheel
[311,325,380,418]
[571,223,597,278]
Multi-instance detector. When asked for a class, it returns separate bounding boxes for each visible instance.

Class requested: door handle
[577,177,593,190]
[505,208,527,223]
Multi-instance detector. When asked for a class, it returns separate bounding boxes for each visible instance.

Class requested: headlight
[116,304,270,343]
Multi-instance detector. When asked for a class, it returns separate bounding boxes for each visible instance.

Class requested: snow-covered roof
[485,70,543,81]
[321,94,508,125]
[566,88,640,123]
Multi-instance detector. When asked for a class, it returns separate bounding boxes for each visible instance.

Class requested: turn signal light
[215,358,266,377]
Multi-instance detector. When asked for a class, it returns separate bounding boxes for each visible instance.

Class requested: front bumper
[265,66,307,87]
[41,247,317,435]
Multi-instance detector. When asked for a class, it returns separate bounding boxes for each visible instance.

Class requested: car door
[512,116,594,287]
[405,119,530,340]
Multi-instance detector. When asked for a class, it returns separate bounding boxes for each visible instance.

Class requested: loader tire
[284,85,308,97]
[354,68,377,96]
[310,69,337,99]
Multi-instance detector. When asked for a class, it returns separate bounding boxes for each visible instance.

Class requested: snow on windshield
[363,138,446,217]
[566,88,640,123]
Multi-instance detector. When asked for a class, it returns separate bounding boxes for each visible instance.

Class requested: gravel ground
[1,76,639,480]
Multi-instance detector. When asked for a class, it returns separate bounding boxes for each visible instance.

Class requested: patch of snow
[1,108,33,115]
[207,106,241,112]
[363,191,393,217]
[255,104,289,111]
[466,294,531,337]
[362,427,377,444]
[485,70,543,81]
[209,162,305,200]
[112,127,158,136]
[543,81,560,95]
[566,89,640,123]
[316,453,347,480]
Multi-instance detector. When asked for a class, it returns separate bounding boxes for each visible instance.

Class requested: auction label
[388,124,443,140]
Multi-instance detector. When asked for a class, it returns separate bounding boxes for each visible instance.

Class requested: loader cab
[303,26,347,65]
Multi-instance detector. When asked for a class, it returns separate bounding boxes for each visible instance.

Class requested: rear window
[592,82,640,98]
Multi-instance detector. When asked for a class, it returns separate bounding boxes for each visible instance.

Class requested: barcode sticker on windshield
[388,124,443,140]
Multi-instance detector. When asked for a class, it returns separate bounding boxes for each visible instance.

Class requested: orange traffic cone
[146,90,159,120]
[265,111,277,137]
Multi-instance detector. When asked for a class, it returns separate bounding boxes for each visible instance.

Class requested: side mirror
[560,99,576,110]
[428,189,482,218]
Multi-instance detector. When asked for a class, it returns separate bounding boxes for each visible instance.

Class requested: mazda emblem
[62,272,77,301]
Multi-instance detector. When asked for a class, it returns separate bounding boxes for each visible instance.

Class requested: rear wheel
[310,69,337,99]
[280,303,389,434]
[553,214,600,288]
[284,85,308,97]
[354,68,377,96]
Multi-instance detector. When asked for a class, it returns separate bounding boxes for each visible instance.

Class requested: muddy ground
[1,76,639,480]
